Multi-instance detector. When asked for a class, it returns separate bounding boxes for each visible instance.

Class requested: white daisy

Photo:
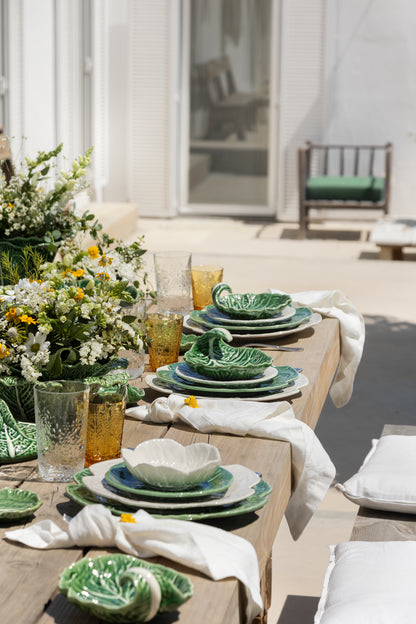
[24,332,50,359]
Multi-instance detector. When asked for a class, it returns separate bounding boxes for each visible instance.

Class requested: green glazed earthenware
[59,553,193,623]
[184,328,272,380]
[0,487,43,520]
[212,282,292,320]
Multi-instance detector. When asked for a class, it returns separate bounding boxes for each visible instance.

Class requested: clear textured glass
[153,251,192,315]
[191,265,224,310]
[34,380,89,482]
[147,312,184,372]
[85,385,127,467]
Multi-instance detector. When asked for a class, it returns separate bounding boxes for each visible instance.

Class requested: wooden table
[0,317,340,624]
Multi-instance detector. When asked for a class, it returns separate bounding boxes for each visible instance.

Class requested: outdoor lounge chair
[297,142,392,238]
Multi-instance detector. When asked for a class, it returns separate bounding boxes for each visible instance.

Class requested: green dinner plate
[66,479,271,521]
[204,304,297,325]
[155,363,298,396]
[105,463,234,499]
[189,306,313,333]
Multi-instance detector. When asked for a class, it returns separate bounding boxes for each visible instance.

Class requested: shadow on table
[316,314,416,483]
[280,228,364,241]
[276,595,320,624]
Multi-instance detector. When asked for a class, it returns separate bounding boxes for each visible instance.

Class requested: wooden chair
[298,142,392,238]
[198,56,257,141]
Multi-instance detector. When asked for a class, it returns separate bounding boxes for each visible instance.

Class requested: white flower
[24,332,50,359]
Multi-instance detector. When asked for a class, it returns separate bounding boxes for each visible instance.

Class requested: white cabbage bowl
[121,439,221,491]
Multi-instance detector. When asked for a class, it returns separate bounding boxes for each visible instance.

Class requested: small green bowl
[212,282,292,320]
[59,553,193,623]
[184,327,273,380]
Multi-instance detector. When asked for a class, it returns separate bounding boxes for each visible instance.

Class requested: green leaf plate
[0,416,37,464]
[156,363,298,395]
[105,463,234,499]
[66,478,271,521]
[204,304,297,325]
[59,553,193,622]
[212,282,292,319]
[0,487,43,520]
[189,306,313,333]
[175,362,278,387]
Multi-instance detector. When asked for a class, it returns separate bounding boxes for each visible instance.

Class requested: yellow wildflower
[88,245,100,259]
[0,343,9,359]
[5,307,18,322]
[96,271,110,281]
[19,314,36,325]
[7,202,13,208]
[184,395,200,408]
[72,269,85,277]
[120,513,136,524]
[74,288,84,302]
[62,269,71,278]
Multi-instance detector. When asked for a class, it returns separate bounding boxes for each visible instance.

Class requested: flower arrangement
[0,142,95,248]
[0,271,144,384]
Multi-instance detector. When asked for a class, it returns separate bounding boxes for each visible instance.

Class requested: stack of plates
[185,304,322,340]
[66,458,272,522]
[145,361,308,401]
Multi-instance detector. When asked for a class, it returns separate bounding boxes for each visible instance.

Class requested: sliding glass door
[181,0,279,216]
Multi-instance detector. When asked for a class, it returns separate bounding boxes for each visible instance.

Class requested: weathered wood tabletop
[0,317,340,624]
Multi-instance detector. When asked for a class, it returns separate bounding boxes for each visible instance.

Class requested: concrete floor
[130,215,416,623]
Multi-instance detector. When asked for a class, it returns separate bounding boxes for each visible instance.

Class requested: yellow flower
[74,288,84,302]
[72,269,85,277]
[120,513,136,524]
[96,271,110,281]
[7,202,13,208]
[98,254,113,267]
[184,395,200,408]
[62,269,71,277]
[19,314,36,325]
[88,245,100,259]
[0,343,9,359]
[5,306,18,322]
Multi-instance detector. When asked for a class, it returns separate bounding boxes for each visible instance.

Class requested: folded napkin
[270,289,365,408]
[127,394,336,540]
[6,505,261,624]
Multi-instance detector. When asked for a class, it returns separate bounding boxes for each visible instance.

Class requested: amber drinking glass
[85,385,127,467]
[147,312,183,372]
[191,265,224,310]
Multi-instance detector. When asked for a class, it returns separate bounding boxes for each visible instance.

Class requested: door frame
[178,0,280,219]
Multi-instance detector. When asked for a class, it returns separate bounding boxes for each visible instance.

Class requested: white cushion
[337,435,416,512]
[315,541,416,623]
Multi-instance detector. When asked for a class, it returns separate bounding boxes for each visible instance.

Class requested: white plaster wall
[103,0,129,202]
[324,0,416,215]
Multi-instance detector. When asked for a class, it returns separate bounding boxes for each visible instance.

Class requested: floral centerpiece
[0,142,95,276]
[0,263,145,421]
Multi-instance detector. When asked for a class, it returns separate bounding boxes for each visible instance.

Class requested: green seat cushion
[306,176,385,202]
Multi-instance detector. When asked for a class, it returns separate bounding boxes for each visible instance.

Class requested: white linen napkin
[270,289,365,408]
[5,504,262,624]
[127,394,336,540]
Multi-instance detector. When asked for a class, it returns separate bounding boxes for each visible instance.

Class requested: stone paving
[131,215,416,623]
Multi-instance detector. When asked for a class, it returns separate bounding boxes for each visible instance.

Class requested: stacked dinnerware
[145,327,309,401]
[184,282,321,340]
[66,439,271,522]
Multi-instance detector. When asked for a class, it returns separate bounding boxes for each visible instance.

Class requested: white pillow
[315,541,416,623]
[337,435,416,512]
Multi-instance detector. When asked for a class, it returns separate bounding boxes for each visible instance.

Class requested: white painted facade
[1,0,415,219]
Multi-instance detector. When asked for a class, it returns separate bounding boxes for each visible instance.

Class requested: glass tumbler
[191,265,224,310]
[153,251,192,315]
[85,384,128,467]
[147,312,184,371]
[34,380,90,482]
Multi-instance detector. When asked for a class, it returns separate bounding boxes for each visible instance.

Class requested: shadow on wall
[316,315,416,483]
